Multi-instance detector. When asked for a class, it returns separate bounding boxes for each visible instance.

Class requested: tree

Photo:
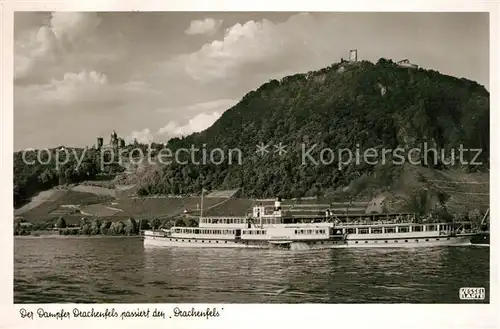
[109,221,125,235]
[185,218,198,227]
[80,224,91,235]
[55,216,67,229]
[468,209,481,222]
[14,220,21,235]
[139,219,150,230]
[80,217,89,227]
[90,219,101,235]
[125,217,138,235]
[162,219,175,229]
[13,145,125,209]
[13,59,489,216]
[174,218,186,227]
[100,221,112,235]
[150,218,162,230]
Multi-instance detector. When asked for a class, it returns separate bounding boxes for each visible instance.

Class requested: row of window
[171,228,235,235]
[301,237,452,245]
[336,215,416,222]
[260,237,453,246]
[260,219,281,224]
[342,225,454,234]
[200,218,282,224]
[201,218,246,224]
[163,237,451,244]
[166,238,231,243]
[242,230,267,235]
[352,238,451,244]
[294,229,327,235]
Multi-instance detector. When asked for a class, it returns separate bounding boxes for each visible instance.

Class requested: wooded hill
[15,58,489,217]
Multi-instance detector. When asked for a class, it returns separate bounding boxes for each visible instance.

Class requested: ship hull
[470,231,489,245]
[143,234,476,249]
[144,236,265,249]
[143,236,343,250]
[344,235,474,248]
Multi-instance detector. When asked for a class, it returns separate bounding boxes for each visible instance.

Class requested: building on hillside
[349,49,358,62]
[397,59,418,69]
[96,137,104,149]
[95,130,124,150]
[110,130,119,150]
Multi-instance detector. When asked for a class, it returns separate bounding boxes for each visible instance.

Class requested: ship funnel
[274,197,282,211]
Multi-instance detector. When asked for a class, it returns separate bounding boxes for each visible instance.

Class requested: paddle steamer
[142,197,480,250]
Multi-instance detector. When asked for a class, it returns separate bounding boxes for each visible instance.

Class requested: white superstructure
[142,197,480,250]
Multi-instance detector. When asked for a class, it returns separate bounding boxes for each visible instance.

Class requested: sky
[14,12,489,150]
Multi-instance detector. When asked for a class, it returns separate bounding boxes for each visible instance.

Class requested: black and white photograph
[8,6,494,321]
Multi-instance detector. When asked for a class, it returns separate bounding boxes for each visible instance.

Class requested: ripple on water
[14,237,490,303]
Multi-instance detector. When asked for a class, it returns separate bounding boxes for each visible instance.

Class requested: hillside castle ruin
[96,130,125,150]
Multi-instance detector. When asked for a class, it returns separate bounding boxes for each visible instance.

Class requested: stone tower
[118,138,125,149]
[97,137,103,149]
[349,49,358,62]
[110,130,118,150]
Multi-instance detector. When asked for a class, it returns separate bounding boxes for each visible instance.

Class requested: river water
[14,237,489,303]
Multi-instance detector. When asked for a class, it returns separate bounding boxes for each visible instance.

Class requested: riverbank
[15,235,141,239]
[14,216,152,237]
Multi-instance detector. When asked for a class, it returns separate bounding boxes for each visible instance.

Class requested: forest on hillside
[14,58,489,208]
[136,59,489,198]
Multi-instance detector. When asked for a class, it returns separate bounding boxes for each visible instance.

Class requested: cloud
[155,98,237,114]
[17,69,156,111]
[185,18,223,35]
[38,70,108,103]
[14,12,490,151]
[123,99,236,145]
[158,112,222,137]
[182,19,277,80]
[180,13,332,82]
[15,12,102,81]
[127,128,155,144]
[50,12,102,45]
[127,113,221,144]
[155,99,237,137]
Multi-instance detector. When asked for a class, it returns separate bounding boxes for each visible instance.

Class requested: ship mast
[200,188,205,220]
[480,208,489,226]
